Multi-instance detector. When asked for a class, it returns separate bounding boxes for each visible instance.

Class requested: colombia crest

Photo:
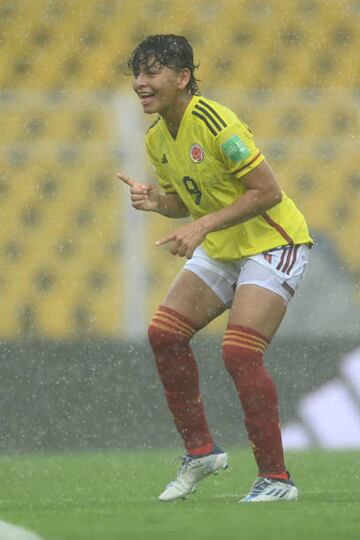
[189,143,205,163]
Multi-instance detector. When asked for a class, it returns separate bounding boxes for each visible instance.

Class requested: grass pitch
[1,448,359,540]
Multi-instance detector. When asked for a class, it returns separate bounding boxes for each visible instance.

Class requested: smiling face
[133,60,191,116]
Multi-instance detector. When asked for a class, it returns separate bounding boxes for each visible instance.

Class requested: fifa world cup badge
[189,143,205,163]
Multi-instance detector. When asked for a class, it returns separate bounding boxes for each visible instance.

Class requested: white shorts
[184,244,311,307]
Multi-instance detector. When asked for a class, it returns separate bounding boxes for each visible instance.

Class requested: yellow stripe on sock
[226,329,268,347]
[222,338,264,353]
[157,310,195,334]
[224,335,266,352]
[225,330,268,348]
[224,339,266,353]
[152,311,195,336]
[150,320,193,338]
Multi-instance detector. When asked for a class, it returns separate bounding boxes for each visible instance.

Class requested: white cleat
[159,447,228,502]
[240,476,298,503]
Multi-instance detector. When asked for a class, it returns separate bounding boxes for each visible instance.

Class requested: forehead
[140,58,163,72]
[136,59,179,77]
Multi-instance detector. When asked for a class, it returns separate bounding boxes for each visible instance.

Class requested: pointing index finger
[155,234,176,247]
[117,172,135,188]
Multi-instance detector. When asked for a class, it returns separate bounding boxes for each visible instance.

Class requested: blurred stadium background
[0,0,359,453]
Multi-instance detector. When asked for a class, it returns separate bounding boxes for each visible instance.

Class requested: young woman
[118,34,312,503]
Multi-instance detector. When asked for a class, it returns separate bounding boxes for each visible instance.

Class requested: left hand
[155,221,207,259]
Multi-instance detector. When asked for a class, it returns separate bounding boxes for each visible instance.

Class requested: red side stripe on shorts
[282,246,295,274]
[286,245,299,275]
[276,247,288,270]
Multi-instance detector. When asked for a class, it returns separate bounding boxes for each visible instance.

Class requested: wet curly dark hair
[128,34,200,95]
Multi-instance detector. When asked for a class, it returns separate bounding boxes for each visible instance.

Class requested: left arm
[156,161,282,258]
[199,160,282,233]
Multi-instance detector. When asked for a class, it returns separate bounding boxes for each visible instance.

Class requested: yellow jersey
[145,95,312,260]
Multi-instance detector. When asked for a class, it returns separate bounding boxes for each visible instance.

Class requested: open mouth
[138,92,155,105]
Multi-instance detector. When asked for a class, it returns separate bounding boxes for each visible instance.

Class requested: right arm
[117,172,190,218]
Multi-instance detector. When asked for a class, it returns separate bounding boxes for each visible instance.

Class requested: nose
[133,72,147,90]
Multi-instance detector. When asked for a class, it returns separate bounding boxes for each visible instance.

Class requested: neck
[162,93,193,138]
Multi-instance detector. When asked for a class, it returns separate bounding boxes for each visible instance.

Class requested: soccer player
[118,34,313,503]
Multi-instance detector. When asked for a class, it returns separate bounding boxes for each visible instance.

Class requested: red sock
[222,324,286,476]
[262,471,289,481]
[148,306,214,456]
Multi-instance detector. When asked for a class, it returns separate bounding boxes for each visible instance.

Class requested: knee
[148,305,196,354]
[148,323,185,353]
[222,324,269,374]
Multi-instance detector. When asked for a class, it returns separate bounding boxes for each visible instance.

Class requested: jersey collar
[161,95,199,141]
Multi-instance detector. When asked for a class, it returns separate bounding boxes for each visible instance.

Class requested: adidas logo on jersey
[161,154,168,164]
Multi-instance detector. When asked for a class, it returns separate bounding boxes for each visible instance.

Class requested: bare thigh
[162,269,227,330]
[228,284,287,340]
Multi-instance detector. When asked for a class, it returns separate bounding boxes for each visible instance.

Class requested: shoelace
[164,456,194,489]
[169,455,201,478]
[250,477,292,496]
[249,478,272,496]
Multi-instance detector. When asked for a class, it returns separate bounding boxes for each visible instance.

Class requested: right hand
[117,171,160,212]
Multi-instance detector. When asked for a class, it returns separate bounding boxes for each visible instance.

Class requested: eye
[147,68,160,76]
[145,62,163,76]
